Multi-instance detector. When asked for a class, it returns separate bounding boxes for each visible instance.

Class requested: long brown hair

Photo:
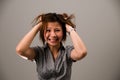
[32,13,76,44]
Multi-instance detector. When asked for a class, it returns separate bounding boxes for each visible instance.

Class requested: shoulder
[32,45,46,61]
[64,45,76,62]
[65,45,74,52]
[60,44,74,54]
[60,44,74,55]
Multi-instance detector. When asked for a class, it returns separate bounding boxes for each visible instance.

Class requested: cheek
[58,32,63,39]
[44,32,47,41]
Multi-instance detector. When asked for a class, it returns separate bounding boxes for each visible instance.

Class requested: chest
[36,51,72,79]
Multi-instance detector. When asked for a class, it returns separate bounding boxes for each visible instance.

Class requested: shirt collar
[43,42,65,50]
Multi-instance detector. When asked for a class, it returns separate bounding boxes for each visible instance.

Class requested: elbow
[76,49,87,60]
[16,47,24,55]
[81,47,87,57]
[82,50,87,58]
[16,47,29,60]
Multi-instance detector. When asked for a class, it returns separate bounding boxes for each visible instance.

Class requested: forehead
[47,22,62,28]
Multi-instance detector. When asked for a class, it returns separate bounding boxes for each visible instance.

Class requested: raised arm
[66,24,87,61]
[16,23,42,60]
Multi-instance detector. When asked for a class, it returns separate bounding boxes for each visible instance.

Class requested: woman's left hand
[66,24,72,33]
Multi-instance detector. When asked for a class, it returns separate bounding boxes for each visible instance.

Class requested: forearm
[66,24,87,60]
[70,30,87,54]
[16,23,41,52]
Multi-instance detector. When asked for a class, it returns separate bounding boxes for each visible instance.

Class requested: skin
[66,24,87,60]
[16,21,87,61]
[44,22,63,59]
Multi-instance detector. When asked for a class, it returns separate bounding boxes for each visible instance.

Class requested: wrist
[68,27,74,34]
[35,22,42,31]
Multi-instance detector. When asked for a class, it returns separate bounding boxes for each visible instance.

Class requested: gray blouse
[33,43,75,80]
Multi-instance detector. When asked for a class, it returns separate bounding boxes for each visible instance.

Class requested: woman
[16,13,87,80]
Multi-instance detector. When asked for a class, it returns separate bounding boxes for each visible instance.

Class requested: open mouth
[48,38,58,43]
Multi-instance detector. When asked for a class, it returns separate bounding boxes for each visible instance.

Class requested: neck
[48,43,61,55]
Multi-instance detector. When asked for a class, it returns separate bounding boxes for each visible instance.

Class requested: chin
[48,42,60,47]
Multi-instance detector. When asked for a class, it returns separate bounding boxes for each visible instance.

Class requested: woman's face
[44,22,63,47]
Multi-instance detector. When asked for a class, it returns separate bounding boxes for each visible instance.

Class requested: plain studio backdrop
[0,0,120,80]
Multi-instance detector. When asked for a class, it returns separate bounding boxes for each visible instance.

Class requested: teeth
[48,38,57,41]
[50,39,56,41]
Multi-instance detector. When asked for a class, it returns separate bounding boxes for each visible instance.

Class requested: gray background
[0,0,120,80]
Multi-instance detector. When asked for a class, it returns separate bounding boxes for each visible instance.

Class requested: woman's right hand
[35,22,42,31]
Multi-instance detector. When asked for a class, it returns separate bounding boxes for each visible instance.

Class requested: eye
[46,29,51,32]
[55,29,60,32]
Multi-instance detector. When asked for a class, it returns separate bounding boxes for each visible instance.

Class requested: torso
[33,44,75,80]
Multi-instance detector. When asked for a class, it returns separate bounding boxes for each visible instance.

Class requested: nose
[50,31,56,37]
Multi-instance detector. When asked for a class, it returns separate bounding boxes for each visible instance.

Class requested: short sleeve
[32,46,41,62]
[66,45,76,62]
